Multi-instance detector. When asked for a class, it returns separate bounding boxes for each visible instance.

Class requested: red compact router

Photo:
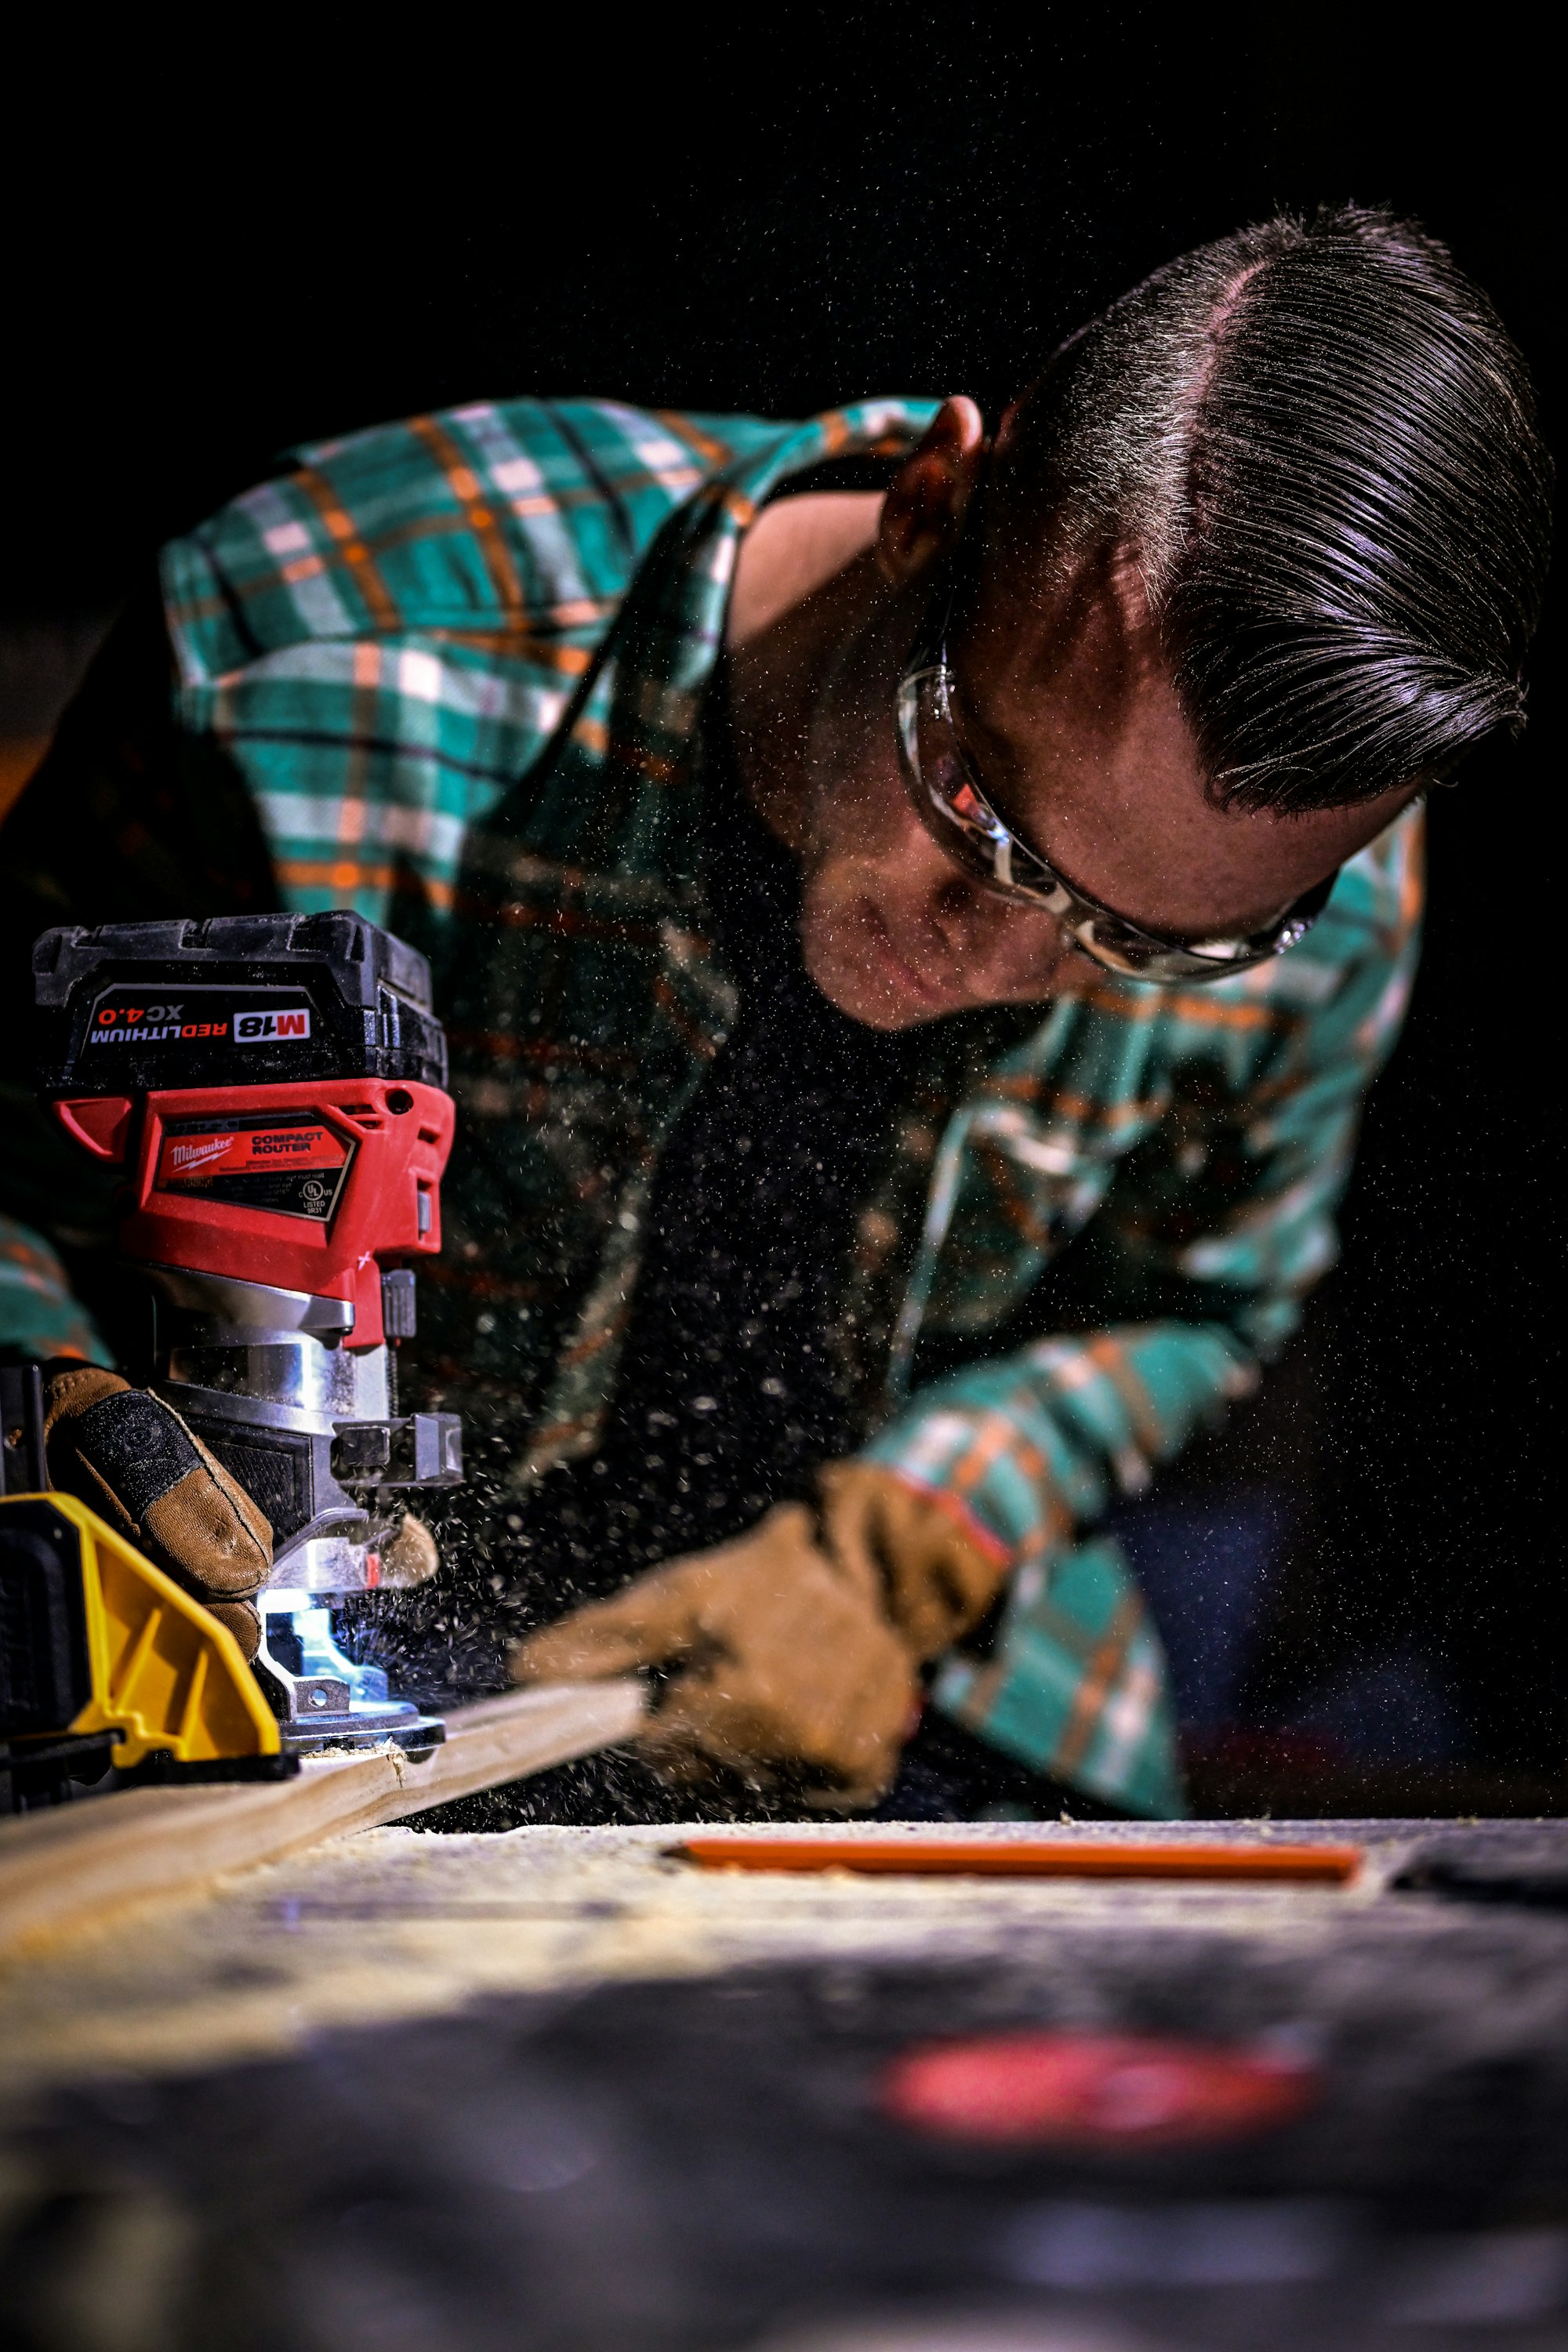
[30,912,465,1755]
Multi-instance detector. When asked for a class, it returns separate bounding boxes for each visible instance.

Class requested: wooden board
[0,1678,646,1956]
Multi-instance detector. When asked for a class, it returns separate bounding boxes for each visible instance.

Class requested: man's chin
[810,946,1065,1030]
[820,980,931,1031]
[803,922,961,1030]
[800,895,1066,1029]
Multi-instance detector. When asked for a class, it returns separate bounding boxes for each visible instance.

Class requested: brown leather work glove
[510,1502,919,1808]
[817,1461,1012,1662]
[42,1363,273,1657]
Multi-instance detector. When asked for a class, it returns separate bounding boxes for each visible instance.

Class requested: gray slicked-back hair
[996,207,1552,811]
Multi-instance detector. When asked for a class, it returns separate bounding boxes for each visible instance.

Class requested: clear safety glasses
[894,595,1335,985]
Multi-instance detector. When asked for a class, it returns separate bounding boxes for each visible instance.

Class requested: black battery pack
[33,912,447,1096]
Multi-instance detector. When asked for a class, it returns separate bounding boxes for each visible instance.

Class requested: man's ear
[876,397,986,592]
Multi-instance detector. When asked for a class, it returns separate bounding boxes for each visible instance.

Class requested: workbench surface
[2,1816,1564,2350]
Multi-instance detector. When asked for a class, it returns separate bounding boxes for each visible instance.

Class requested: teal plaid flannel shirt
[2,395,1422,1815]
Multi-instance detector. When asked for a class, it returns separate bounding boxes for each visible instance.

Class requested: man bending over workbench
[0,207,1549,1820]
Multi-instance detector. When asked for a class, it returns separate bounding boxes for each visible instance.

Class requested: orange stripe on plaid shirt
[276,857,397,895]
[950,1412,1029,1502]
[1050,1592,1143,1777]
[293,466,403,632]
[655,412,734,468]
[1080,979,1290,1036]
[985,1076,1169,1129]
[1084,1333,1166,1459]
[410,412,530,622]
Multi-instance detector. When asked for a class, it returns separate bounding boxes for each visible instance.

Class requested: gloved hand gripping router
[41,1363,444,1657]
[511,1464,1012,1807]
[42,1363,274,1655]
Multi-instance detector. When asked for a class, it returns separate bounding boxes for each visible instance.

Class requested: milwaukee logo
[235,1008,311,1044]
[169,1137,235,1174]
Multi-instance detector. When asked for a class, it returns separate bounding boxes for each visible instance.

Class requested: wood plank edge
[0,1679,647,1958]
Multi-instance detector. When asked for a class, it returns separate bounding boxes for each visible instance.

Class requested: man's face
[790,434,1416,1032]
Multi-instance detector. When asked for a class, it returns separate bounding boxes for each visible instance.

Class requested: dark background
[1,9,1558,1791]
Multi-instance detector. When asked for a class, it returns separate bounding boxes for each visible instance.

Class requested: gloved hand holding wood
[42,1363,273,1657]
[510,1500,921,1807]
[510,1465,1014,1806]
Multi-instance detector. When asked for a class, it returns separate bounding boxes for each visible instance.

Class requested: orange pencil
[675,1838,1362,1883]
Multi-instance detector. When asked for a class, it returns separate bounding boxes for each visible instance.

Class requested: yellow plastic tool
[0,1492,278,1769]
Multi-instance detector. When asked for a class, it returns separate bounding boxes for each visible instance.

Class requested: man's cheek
[813,737,914,851]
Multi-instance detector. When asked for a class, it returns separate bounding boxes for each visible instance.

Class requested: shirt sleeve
[157,399,707,922]
[0,1213,114,1367]
[861,815,1425,1578]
